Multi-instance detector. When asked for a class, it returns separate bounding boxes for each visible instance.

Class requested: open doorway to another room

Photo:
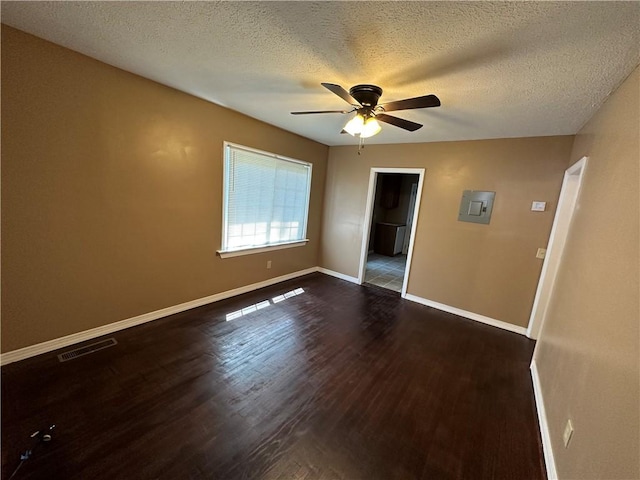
[360,171,422,293]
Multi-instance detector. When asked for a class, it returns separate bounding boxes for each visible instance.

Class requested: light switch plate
[536,248,547,259]
[532,201,546,212]
[563,419,574,448]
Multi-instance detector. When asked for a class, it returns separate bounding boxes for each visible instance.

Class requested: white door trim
[527,156,588,339]
[357,168,426,298]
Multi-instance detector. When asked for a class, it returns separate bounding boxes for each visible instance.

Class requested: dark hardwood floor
[2,273,545,480]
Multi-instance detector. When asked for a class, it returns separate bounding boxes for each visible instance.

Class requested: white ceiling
[2,1,639,146]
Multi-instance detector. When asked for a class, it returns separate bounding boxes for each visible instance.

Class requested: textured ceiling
[2,1,639,146]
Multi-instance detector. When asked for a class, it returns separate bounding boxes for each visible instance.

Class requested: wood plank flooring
[1,273,545,480]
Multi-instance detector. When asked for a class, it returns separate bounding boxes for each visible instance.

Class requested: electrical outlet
[536,248,547,259]
[266,260,272,269]
[563,419,574,448]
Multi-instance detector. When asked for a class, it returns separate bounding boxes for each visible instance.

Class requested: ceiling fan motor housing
[349,84,383,107]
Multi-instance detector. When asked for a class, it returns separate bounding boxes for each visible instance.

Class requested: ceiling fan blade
[380,94,440,112]
[291,110,350,115]
[376,113,423,132]
[321,83,361,105]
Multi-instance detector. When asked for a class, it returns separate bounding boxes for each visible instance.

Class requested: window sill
[217,239,309,259]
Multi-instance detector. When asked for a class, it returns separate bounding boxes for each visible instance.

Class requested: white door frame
[527,156,588,339]
[357,168,426,297]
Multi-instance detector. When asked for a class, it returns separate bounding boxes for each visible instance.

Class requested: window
[218,142,312,258]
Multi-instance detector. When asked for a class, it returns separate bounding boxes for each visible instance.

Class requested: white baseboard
[1,267,319,366]
[403,294,527,336]
[317,268,360,284]
[530,359,558,480]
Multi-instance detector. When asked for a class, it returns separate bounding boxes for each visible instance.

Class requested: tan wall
[321,136,574,327]
[1,26,328,353]
[534,67,639,479]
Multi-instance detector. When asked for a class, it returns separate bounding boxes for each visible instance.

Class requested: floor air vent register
[57,338,117,362]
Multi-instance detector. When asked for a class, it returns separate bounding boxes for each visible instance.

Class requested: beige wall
[534,66,639,479]
[321,136,574,328]
[1,26,328,353]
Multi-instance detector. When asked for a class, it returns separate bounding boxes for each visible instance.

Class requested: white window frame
[217,142,312,259]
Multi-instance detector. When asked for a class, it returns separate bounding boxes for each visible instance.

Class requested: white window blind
[221,143,312,253]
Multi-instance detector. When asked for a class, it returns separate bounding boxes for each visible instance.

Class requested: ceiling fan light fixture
[292,83,439,141]
[344,114,365,136]
[360,117,381,138]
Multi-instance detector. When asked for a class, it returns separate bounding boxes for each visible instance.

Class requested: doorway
[358,168,425,296]
[528,156,588,340]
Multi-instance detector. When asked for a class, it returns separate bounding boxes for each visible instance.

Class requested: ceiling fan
[291,83,441,138]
